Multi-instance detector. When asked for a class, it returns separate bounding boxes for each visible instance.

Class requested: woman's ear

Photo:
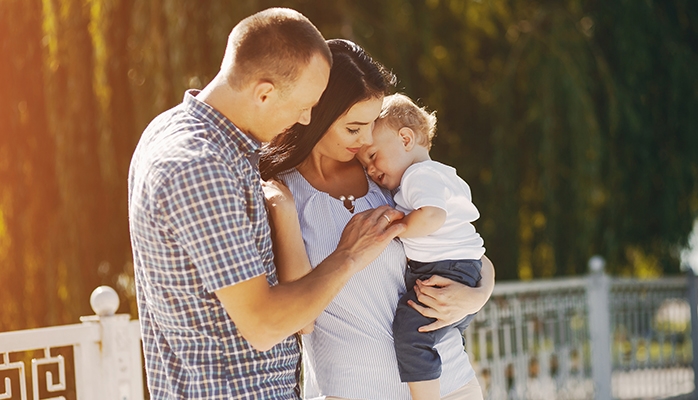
[398,127,416,151]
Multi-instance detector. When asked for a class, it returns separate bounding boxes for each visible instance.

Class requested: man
[128,8,404,399]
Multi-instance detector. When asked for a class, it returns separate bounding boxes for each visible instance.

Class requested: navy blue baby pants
[393,258,482,382]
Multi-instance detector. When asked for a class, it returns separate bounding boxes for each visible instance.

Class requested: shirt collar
[182,89,261,159]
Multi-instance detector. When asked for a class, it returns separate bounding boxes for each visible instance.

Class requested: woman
[260,39,494,399]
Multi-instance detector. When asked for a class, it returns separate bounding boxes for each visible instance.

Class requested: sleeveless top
[278,168,475,399]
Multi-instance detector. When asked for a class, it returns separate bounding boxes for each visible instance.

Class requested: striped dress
[279,169,476,399]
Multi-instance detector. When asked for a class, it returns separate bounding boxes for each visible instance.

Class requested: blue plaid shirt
[128,90,300,399]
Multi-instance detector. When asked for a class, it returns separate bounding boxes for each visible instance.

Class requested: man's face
[255,54,330,142]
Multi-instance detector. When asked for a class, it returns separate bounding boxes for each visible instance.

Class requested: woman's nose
[359,129,373,146]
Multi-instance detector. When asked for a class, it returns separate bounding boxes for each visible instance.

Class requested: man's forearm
[217,205,406,351]
[216,249,356,351]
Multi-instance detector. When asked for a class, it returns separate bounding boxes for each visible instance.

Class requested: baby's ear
[398,127,416,151]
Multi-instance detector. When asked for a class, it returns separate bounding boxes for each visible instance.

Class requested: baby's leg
[393,288,445,399]
[447,259,483,334]
[408,379,440,400]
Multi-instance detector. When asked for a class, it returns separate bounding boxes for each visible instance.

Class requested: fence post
[587,256,613,400]
[81,286,144,400]
[687,267,698,396]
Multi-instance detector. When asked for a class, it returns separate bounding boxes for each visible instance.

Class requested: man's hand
[334,205,406,274]
[217,204,407,352]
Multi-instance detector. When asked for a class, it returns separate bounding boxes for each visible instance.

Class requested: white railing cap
[90,286,120,317]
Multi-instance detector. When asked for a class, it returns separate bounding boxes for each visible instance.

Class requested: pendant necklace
[339,195,356,213]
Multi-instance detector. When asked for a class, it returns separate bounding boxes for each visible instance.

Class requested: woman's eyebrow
[346,120,372,125]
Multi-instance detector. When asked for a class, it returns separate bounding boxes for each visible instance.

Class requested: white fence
[0,287,143,400]
[469,259,695,400]
[0,261,696,400]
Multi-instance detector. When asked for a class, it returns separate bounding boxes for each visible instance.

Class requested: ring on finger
[382,214,391,224]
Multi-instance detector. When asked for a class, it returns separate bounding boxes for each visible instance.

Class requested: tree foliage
[1,0,696,329]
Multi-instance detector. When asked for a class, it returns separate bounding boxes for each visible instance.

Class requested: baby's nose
[366,164,377,176]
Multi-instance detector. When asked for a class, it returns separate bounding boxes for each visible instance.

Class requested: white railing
[0,286,143,400]
[468,258,695,400]
[0,262,696,400]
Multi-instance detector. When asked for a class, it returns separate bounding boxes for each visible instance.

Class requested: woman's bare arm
[262,179,315,333]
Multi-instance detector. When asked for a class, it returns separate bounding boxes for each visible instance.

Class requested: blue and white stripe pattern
[128,90,299,399]
[280,169,475,399]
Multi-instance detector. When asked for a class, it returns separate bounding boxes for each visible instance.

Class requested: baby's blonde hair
[377,93,437,150]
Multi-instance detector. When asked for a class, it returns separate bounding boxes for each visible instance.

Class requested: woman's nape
[259,39,396,181]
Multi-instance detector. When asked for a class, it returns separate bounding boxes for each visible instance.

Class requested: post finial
[588,255,606,273]
[90,286,120,317]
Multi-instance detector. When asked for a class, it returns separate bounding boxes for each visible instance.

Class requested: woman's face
[312,97,384,163]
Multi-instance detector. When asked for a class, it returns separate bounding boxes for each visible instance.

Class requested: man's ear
[252,80,275,105]
[398,127,416,151]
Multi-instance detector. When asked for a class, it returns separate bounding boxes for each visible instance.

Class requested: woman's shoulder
[277,168,322,208]
[276,168,299,183]
[278,168,308,189]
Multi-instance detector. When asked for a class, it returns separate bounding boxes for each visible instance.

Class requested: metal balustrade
[468,259,694,400]
[0,261,695,400]
[609,277,692,399]
[468,276,594,399]
[0,286,143,400]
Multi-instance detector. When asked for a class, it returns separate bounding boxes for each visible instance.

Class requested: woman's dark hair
[259,39,396,180]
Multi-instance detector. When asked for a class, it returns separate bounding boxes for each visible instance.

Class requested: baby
[358,93,486,399]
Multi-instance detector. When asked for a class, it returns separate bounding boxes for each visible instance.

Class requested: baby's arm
[262,179,315,334]
[397,206,446,238]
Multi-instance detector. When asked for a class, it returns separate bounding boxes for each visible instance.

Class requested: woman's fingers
[411,277,477,331]
[418,319,450,332]
[413,283,443,309]
[417,274,453,288]
[407,299,451,332]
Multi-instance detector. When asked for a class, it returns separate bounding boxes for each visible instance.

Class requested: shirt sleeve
[400,165,450,211]
[156,158,265,292]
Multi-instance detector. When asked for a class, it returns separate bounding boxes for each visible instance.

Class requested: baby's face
[357,123,414,191]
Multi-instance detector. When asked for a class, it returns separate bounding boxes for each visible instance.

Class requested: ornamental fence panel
[0,287,143,400]
[1,261,696,400]
[469,259,695,400]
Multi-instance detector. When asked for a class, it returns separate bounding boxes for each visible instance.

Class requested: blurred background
[1,0,697,332]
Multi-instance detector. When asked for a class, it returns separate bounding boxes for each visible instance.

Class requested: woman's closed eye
[346,127,360,134]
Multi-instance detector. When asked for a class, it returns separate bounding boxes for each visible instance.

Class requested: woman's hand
[409,255,495,332]
[261,178,295,212]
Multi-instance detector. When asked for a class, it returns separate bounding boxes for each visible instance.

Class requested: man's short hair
[377,93,437,150]
[222,8,331,93]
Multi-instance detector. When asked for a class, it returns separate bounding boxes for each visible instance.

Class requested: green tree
[1,0,696,330]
